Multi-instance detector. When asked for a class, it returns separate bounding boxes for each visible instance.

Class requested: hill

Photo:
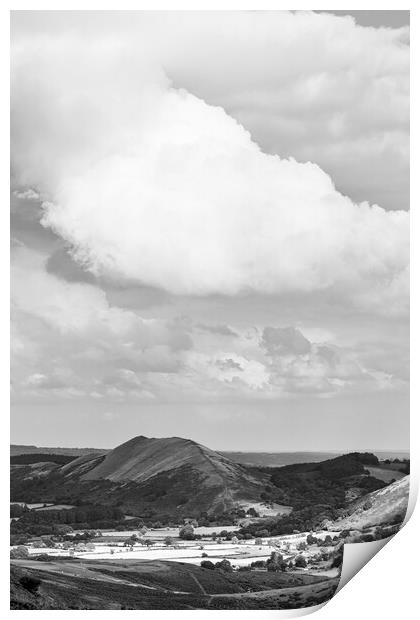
[221,451,339,467]
[237,453,392,537]
[10,558,338,610]
[11,454,77,466]
[11,435,267,518]
[11,445,107,457]
[256,452,386,510]
[329,475,409,531]
[78,436,251,485]
[11,439,405,529]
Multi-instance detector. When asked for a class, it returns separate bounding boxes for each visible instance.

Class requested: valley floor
[21,527,342,567]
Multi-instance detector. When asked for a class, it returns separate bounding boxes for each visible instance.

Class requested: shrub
[10,546,29,559]
[295,555,307,568]
[200,560,215,570]
[19,576,41,594]
[215,559,233,573]
[360,534,374,542]
[179,524,195,540]
[250,560,266,569]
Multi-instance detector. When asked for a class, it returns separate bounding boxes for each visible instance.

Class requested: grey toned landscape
[10,10,409,611]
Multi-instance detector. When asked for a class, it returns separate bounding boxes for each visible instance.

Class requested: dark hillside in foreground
[10,559,339,610]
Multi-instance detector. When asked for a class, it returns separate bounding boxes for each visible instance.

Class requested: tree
[250,560,266,569]
[201,560,215,570]
[266,551,284,572]
[10,546,29,559]
[247,507,259,517]
[267,561,279,572]
[164,536,174,547]
[295,555,307,568]
[215,559,233,573]
[179,524,195,540]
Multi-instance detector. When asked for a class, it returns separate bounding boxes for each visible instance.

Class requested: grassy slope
[331,475,409,530]
[10,559,337,610]
[365,466,405,483]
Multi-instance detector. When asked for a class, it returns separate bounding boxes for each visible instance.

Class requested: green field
[365,467,405,483]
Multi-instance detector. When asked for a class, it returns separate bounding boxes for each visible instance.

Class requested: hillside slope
[11,435,267,517]
[330,475,409,530]
[78,436,249,486]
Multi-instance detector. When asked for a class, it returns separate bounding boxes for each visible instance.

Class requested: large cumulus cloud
[12,10,409,211]
[11,22,408,315]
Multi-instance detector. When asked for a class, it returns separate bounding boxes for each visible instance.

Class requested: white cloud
[10,247,192,401]
[11,10,409,213]
[188,351,270,391]
[10,13,409,414]
[13,189,40,201]
[11,24,408,315]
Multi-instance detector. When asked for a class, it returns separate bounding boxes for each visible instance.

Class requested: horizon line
[10,440,410,454]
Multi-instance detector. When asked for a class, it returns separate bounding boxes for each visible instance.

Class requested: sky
[10,10,409,451]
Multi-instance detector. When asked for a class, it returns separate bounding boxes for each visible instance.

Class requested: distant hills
[11,444,409,467]
[10,445,106,457]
